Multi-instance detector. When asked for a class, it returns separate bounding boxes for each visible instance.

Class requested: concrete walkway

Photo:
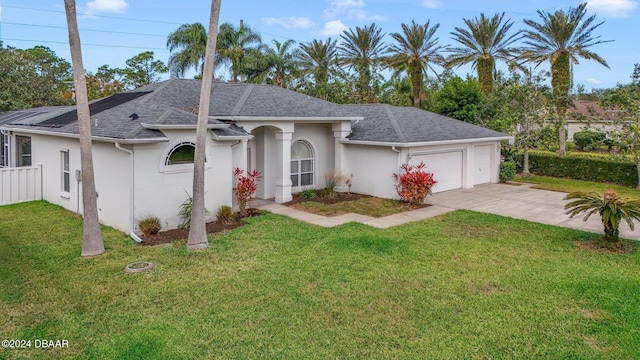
[255,183,640,240]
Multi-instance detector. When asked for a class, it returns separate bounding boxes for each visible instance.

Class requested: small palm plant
[564,190,640,247]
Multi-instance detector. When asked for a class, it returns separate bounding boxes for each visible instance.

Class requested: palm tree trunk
[477,57,494,96]
[187,0,221,250]
[410,64,422,108]
[64,0,104,257]
[552,52,571,156]
[635,156,640,189]
[603,223,619,243]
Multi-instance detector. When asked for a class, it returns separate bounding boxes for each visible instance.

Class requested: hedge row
[517,151,638,187]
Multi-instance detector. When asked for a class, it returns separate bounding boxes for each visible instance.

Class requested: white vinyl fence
[0,165,43,205]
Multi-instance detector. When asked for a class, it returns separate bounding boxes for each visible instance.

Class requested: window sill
[60,192,71,199]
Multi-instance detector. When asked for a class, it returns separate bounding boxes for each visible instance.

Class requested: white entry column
[275,131,293,203]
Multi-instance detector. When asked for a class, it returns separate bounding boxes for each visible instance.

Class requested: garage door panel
[473,145,492,185]
[409,151,463,193]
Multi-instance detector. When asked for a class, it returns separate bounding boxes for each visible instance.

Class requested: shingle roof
[0,78,509,144]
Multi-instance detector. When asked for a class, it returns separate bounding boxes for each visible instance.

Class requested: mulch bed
[284,191,373,206]
[573,240,635,254]
[140,209,261,246]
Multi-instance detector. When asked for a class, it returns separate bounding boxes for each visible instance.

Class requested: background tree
[520,2,612,156]
[215,22,263,82]
[166,23,207,77]
[296,38,340,99]
[122,51,168,89]
[0,45,73,111]
[495,70,551,174]
[600,76,640,188]
[85,65,125,100]
[338,23,387,102]
[430,75,484,124]
[63,0,104,257]
[188,0,221,250]
[447,12,520,95]
[380,75,413,107]
[386,20,446,108]
[243,39,298,87]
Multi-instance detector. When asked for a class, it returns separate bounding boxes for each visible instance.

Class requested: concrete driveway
[427,183,640,241]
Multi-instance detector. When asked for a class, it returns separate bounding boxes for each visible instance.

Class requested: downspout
[391,146,402,169]
[115,142,142,243]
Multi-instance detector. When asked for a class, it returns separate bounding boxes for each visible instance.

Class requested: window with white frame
[15,136,31,167]
[290,140,314,187]
[165,142,196,165]
[0,133,8,168]
[61,150,70,193]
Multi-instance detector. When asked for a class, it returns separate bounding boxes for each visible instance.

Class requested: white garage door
[473,145,492,185]
[409,151,463,193]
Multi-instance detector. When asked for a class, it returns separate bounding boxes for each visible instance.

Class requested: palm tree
[520,2,612,155]
[244,39,298,88]
[338,23,387,102]
[215,22,263,82]
[447,13,520,95]
[296,38,339,95]
[386,20,446,108]
[565,190,640,248]
[63,0,104,256]
[187,0,221,250]
[166,23,207,77]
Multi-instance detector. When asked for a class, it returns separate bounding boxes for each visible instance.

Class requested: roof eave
[0,125,169,144]
[141,123,230,130]
[217,116,363,122]
[211,133,254,141]
[341,136,514,147]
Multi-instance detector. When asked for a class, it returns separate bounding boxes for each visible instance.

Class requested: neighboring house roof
[569,100,621,122]
[0,78,509,145]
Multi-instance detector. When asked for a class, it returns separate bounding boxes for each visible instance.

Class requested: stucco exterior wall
[133,130,234,231]
[291,123,335,192]
[344,144,399,199]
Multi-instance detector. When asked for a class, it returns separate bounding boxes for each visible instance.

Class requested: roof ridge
[231,84,255,116]
[384,104,408,143]
[138,78,176,104]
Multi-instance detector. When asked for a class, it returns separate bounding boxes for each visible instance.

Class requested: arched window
[291,140,314,187]
[165,142,196,165]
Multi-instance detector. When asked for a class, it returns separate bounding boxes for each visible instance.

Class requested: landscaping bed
[285,190,427,217]
[140,209,261,246]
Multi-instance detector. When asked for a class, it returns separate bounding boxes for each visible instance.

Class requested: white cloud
[320,20,349,36]
[422,0,442,9]
[86,0,129,14]
[586,78,603,85]
[263,17,315,29]
[348,9,386,22]
[587,0,638,18]
[324,0,365,18]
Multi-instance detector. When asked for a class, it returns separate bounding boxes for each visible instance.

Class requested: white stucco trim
[341,136,513,147]
[0,126,169,144]
[290,137,318,192]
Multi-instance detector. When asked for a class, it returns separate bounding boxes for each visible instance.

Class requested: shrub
[393,162,437,206]
[233,168,262,217]
[573,131,606,150]
[138,216,161,237]
[323,169,346,199]
[499,161,516,182]
[565,189,640,247]
[512,150,638,188]
[216,205,235,225]
[178,192,210,229]
[299,188,317,199]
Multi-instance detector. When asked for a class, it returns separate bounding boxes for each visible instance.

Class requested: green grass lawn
[514,174,640,199]
[1,201,639,359]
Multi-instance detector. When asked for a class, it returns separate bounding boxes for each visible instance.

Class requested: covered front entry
[245,124,293,203]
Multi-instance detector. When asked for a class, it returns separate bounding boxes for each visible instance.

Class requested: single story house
[0,79,510,239]
[567,100,621,141]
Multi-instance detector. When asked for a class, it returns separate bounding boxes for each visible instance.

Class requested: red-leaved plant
[393,162,437,207]
[233,168,262,217]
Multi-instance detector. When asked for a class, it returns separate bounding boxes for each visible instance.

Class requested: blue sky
[1,0,638,90]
